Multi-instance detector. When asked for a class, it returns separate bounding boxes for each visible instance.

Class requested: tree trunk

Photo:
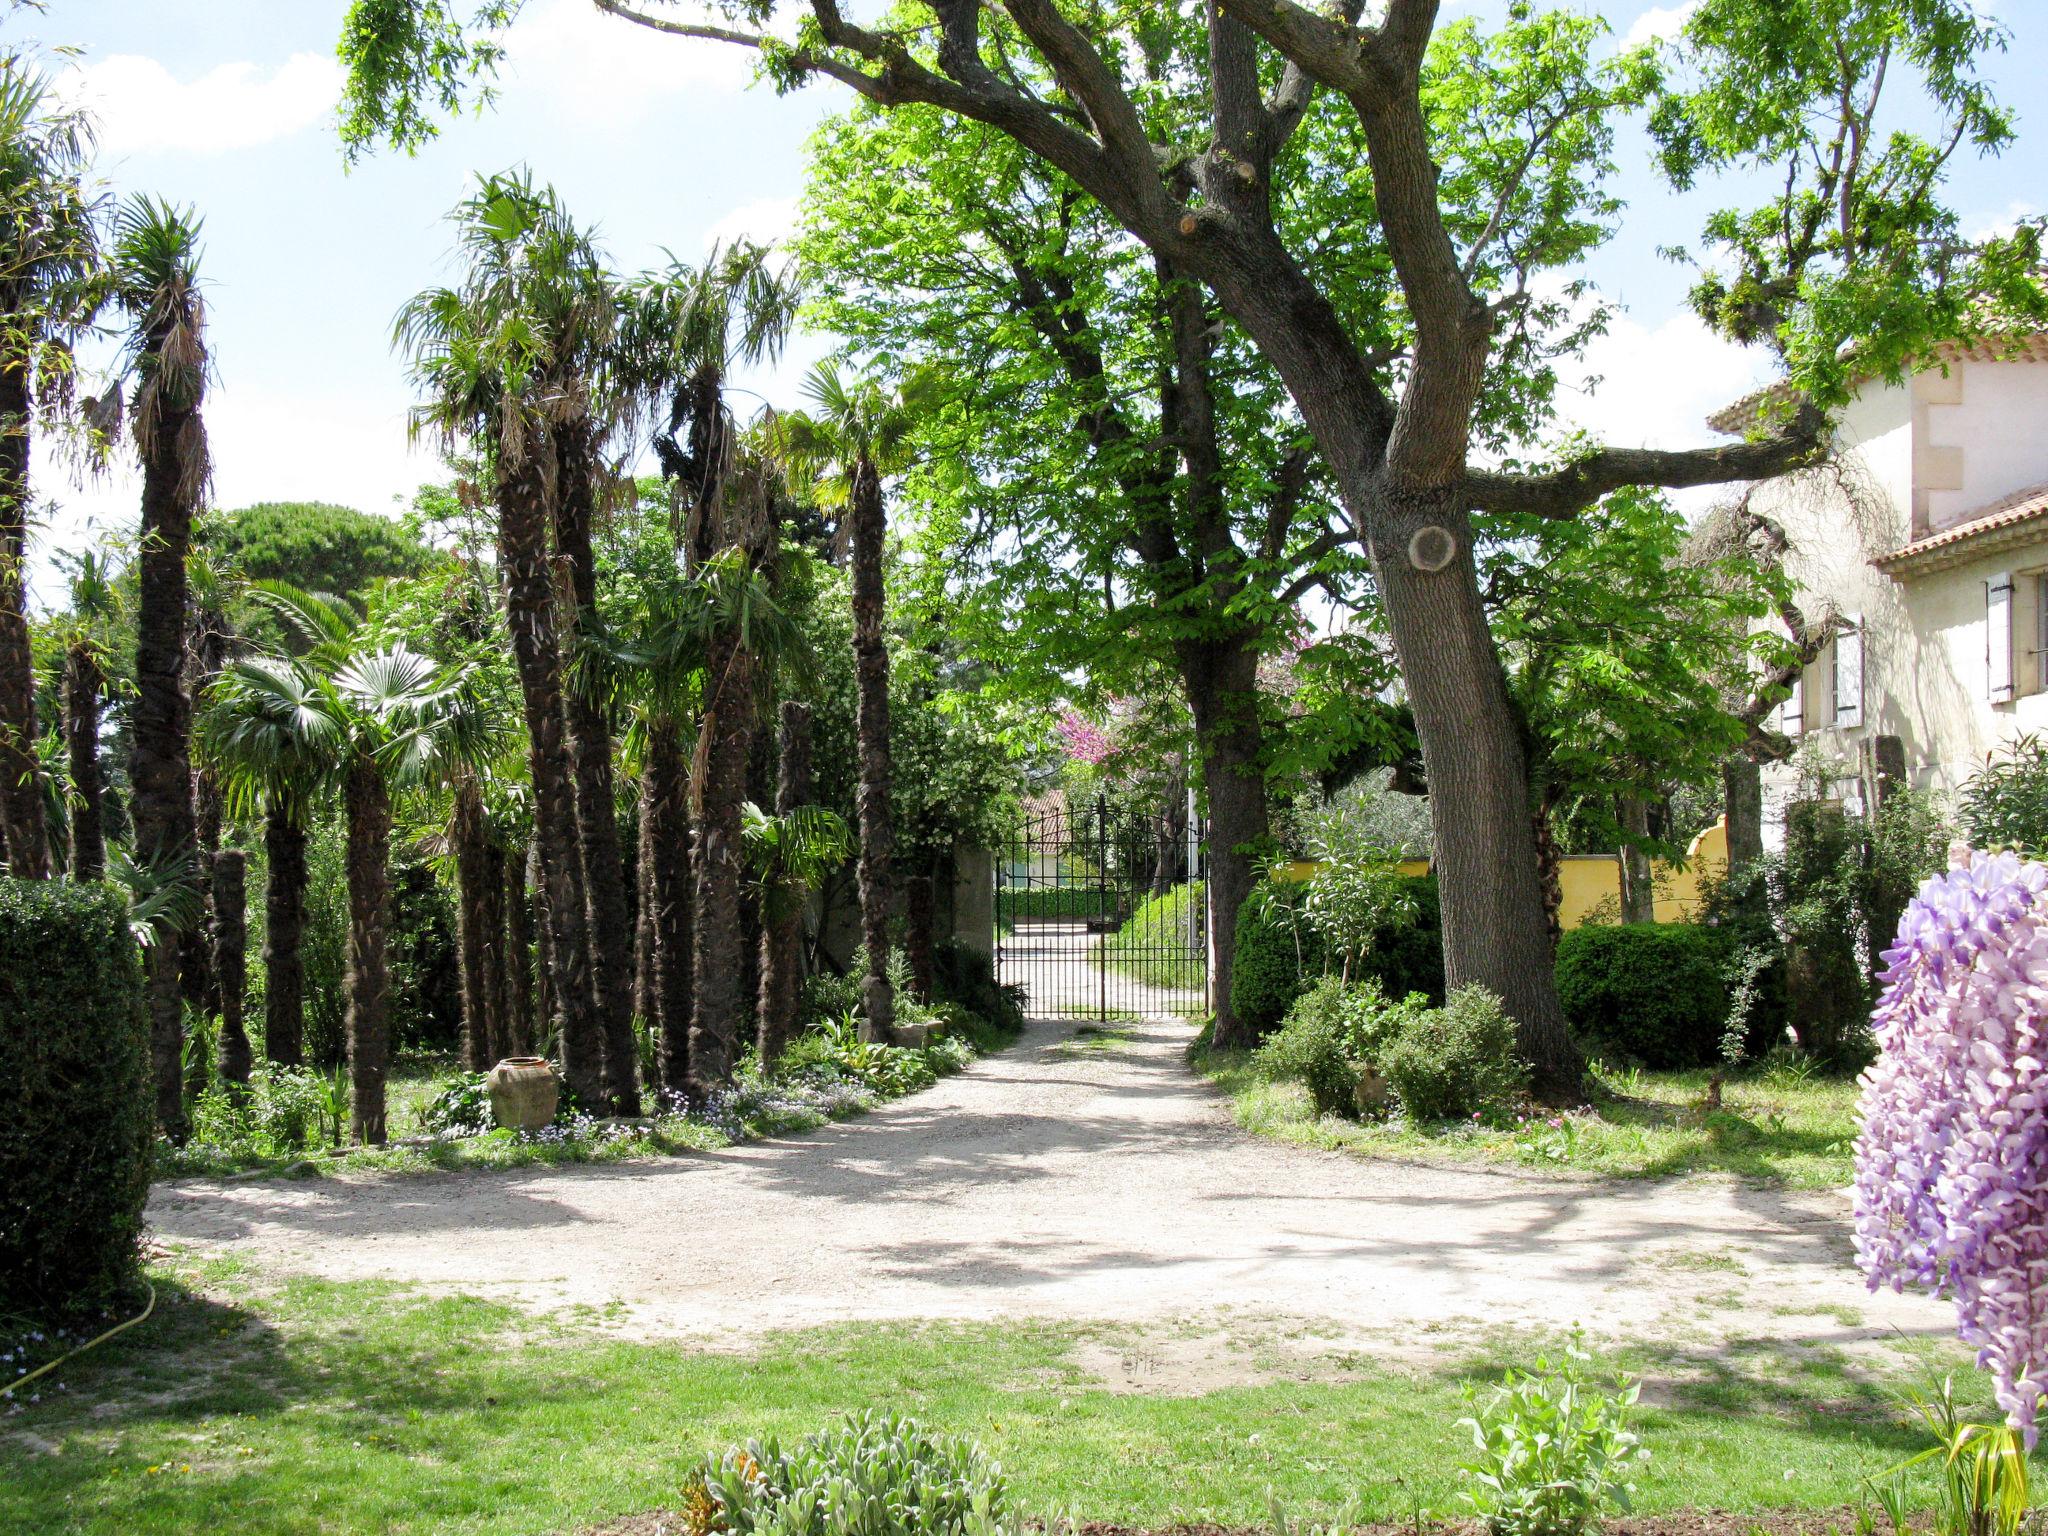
[263,806,307,1068]
[1180,636,1268,1049]
[0,356,49,879]
[452,773,499,1073]
[848,454,895,1042]
[645,715,694,1093]
[130,381,201,1141]
[689,631,752,1095]
[496,456,605,1109]
[181,625,228,1019]
[505,840,537,1058]
[1617,797,1655,924]
[63,645,105,881]
[904,866,936,1003]
[344,757,392,1144]
[1723,755,1764,878]
[634,784,657,1032]
[1533,799,1564,952]
[1151,769,1184,899]
[759,700,810,1068]
[553,425,640,1114]
[213,848,251,1089]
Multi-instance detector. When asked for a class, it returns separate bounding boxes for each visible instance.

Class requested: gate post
[952,846,995,958]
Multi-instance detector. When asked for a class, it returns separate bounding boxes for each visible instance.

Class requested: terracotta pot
[1352,1064,1392,1120]
[487,1057,560,1132]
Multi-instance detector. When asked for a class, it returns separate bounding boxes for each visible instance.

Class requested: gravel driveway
[148,1008,1948,1367]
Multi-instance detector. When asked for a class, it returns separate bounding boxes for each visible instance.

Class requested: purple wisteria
[1853,845,2048,1444]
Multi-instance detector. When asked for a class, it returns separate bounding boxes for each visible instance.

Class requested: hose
[1,1281,156,1402]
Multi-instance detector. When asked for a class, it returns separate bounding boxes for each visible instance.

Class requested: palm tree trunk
[634,790,656,1029]
[848,454,895,1042]
[505,840,537,1058]
[554,424,640,1114]
[263,804,307,1067]
[689,632,751,1095]
[213,848,251,1089]
[0,355,49,879]
[478,836,511,1064]
[758,700,810,1068]
[181,626,228,1019]
[63,644,105,881]
[495,456,605,1109]
[643,717,694,1094]
[344,756,392,1145]
[130,387,201,1141]
[452,773,499,1073]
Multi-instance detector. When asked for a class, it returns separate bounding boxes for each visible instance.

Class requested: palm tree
[196,617,339,1070]
[777,364,923,1039]
[0,63,99,880]
[397,173,611,1111]
[112,194,209,1138]
[617,241,797,1093]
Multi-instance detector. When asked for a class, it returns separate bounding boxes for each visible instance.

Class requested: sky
[16,0,2048,607]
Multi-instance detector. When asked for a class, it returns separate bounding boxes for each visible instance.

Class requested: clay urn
[486,1057,560,1132]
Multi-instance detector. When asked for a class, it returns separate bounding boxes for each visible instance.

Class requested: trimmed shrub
[1232,873,1443,1037]
[0,879,152,1318]
[1381,984,1529,1121]
[1554,922,1734,1069]
[994,886,1116,920]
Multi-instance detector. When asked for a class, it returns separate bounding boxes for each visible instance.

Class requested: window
[1834,614,1864,729]
[1989,573,2015,704]
[1779,673,1804,736]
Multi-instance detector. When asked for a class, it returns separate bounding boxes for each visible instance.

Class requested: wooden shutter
[1834,615,1864,729]
[1781,674,1804,736]
[1989,574,2015,703]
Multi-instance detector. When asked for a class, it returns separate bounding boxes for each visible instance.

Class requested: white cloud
[502,0,753,116]
[703,195,798,253]
[1622,1,1699,49]
[57,52,343,157]
[1555,307,1769,457]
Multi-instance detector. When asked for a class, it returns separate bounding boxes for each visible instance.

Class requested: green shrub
[1457,1328,1643,1536]
[1231,885,1325,1035]
[931,937,1026,1038]
[994,886,1115,920]
[0,879,151,1319]
[1232,874,1443,1037]
[1256,976,1432,1118]
[695,1410,1015,1536]
[1100,880,1206,990]
[1553,923,1733,1069]
[1381,984,1529,1121]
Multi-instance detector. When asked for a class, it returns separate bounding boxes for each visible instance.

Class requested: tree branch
[1462,408,1828,520]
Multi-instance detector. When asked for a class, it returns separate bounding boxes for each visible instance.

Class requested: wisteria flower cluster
[1853,845,2048,1444]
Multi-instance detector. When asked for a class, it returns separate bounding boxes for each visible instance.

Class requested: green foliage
[1255,977,1433,1119]
[198,503,437,632]
[930,939,1026,1040]
[1554,924,1734,1070]
[1231,883,1325,1037]
[995,887,1117,921]
[1098,881,1205,990]
[779,1014,941,1099]
[188,1065,350,1158]
[695,1411,1015,1536]
[1881,1377,2031,1536]
[1959,736,2048,854]
[1381,986,1530,1123]
[0,880,151,1320]
[1457,1329,1643,1536]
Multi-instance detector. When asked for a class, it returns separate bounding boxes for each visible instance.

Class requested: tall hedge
[1553,922,1734,1069]
[1230,875,1444,1037]
[0,880,153,1318]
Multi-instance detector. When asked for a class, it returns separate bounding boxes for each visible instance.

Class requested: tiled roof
[1872,483,2048,576]
[1706,334,2048,436]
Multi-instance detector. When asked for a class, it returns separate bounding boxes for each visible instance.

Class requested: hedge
[1554,921,1734,1069]
[995,887,1118,920]
[0,879,152,1319]
[1230,874,1444,1037]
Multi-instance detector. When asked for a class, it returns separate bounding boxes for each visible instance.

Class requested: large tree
[112,195,209,1138]
[398,174,612,1110]
[0,63,98,879]
[341,0,2046,1099]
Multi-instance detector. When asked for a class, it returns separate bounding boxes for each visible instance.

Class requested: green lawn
[1194,1042,1864,1188]
[0,1256,1996,1536]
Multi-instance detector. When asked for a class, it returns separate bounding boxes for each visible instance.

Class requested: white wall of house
[1734,353,2048,839]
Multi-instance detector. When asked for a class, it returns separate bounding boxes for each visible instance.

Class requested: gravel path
[148,1005,1948,1364]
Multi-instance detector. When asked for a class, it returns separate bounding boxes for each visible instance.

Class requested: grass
[1193,1040,1864,1188]
[0,1257,2005,1536]
[1097,881,1208,992]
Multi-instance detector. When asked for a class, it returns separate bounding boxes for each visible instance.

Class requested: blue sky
[19,0,2048,605]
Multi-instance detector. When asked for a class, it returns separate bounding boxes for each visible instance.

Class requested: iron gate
[995,796,1208,1018]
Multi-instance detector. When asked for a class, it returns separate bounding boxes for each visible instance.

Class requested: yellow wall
[1284,818,1730,931]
